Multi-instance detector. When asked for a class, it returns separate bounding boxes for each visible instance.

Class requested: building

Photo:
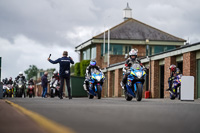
[103,42,200,99]
[75,3,186,69]
[75,4,195,98]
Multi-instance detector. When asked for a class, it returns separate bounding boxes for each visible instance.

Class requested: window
[82,48,90,60]
[147,45,176,56]
[91,46,96,59]
[82,46,96,60]
[101,44,131,56]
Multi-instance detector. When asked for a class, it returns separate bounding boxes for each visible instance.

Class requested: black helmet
[175,68,181,75]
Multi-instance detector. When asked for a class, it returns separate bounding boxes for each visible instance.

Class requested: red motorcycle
[27,84,35,98]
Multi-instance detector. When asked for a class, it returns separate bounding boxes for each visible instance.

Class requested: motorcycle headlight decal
[92,76,95,79]
[136,72,142,78]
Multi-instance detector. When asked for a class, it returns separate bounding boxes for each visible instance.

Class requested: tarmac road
[4,97,200,133]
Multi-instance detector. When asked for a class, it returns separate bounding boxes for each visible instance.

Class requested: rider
[166,64,181,92]
[15,72,26,97]
[121,49,143,92]
[28,78,34,85]
[4,78,8,85]
[7,77,13,85]
[83,60,103,92]
[16,72,26,82]
[51,70,60,82]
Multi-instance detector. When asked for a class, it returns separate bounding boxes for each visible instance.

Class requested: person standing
[48,51,74,99]
[42,72,48,98]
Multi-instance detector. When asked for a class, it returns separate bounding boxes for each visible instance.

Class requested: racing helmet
[129,49,138,58]
[175,68,181,75]
[19,71,23,77]
[169,64,176,72]
[53,70,58,75]
[90,60,96,66]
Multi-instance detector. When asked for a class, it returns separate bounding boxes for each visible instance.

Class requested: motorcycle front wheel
[136,83,143,101]
[97,85,101,99]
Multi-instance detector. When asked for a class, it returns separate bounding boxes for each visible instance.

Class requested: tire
[88,94,94,99]
[136,83,143,101]
[170,94,175,100]
[50,89,54,98]
[29,93,33,98]
[178,87,181,100]
[125,91,132,101]
[97,85,101,99]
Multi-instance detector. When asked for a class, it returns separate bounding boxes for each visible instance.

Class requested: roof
[94,18,186,42]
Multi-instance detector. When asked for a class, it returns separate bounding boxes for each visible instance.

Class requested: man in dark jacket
[41,72,48,98]
[48,51,74,99]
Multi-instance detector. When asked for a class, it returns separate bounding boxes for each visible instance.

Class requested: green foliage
[74,63,80,76]
[70,65,75,74]
[24,65,39,80]
[47,68,56,72]
[80,60,90,77]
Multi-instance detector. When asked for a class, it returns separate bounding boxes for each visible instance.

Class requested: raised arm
[48,58,60,64]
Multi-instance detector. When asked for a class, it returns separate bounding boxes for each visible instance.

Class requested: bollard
[0,82,3,99]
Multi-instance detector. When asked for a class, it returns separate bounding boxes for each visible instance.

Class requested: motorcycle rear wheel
[88,94,94,99]
[125,92,133,101]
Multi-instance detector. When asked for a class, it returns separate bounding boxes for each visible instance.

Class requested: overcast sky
[0,0,200,80]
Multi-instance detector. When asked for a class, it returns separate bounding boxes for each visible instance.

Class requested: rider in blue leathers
[83,60,103,92]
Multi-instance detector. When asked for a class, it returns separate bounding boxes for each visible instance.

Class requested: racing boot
[83,84,89,93]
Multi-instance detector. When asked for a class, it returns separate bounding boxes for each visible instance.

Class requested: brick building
[103,42,200,99]
[75,4,196,99]
[75,4,185,69]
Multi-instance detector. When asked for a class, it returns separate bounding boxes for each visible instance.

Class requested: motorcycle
[50,79,60,98]
[15,78,26,97]
[3,85,7,97]
[27,84,34,98]
[124,63,146,101]
[6,84,13,97]
[169,74,182,100]
[88,70,105,99]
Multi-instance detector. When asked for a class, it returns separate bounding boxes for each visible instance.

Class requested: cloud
[0,35,78,79]
[0,0,200,80]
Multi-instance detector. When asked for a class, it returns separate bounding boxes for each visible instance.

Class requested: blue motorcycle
[88,70,105,99]
[170,74,182,100]
[124,63,146,101]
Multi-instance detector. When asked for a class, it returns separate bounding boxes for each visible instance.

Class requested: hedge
[74,63,80,76]
[80,60,90,77]
[74,60,90,77]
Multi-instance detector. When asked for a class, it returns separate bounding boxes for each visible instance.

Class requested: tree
[24,65,39,80]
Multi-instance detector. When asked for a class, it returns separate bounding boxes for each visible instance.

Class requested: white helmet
[129,49,138,56]
[53,70,58,75]
[19,71,23,76]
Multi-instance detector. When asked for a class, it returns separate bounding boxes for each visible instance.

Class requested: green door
[197,59,200,98]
